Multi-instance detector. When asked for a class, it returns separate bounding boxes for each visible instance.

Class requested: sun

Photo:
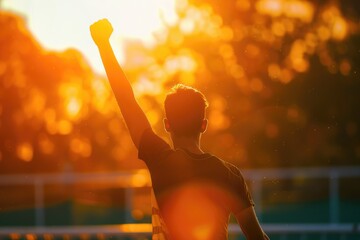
[2,0,178,73]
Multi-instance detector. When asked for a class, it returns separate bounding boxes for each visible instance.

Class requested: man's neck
[171,135,204,154]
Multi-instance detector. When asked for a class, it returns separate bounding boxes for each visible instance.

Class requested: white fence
[0,166,359,238]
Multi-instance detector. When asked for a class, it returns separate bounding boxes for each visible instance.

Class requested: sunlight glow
[331,17,347,41]
[117,223,152,233]
[321,6,348,41]
[131,170,150,187]
[66,97,82,119]
[2,0,178,73]
[134,76,162,96]
[289,40,309,73]
[59,85,82,119]
[70,137,92,157]
[162,184,226,239]
[16,142,33,162]
[208,97,230,131]
[57,120,73,135]
[256,0,314,22]
[23,89,46,119]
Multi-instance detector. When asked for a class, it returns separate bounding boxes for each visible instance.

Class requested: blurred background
[0,0,359,239]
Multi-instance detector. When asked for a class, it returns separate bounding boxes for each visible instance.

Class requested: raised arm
[90,19,150,148]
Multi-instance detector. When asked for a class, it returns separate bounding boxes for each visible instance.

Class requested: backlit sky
[2,0,178,73]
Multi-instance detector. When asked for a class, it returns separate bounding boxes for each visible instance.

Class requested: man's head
[164,84,208,137]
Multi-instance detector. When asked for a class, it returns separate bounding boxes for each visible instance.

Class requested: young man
[90,19,269,240]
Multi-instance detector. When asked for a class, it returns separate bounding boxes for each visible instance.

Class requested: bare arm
[90,19,150,148]
[235,206,269,240]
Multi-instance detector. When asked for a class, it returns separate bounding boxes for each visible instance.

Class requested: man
[90,18,269,240]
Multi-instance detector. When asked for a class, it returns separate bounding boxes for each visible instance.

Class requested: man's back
[139,129,254,239]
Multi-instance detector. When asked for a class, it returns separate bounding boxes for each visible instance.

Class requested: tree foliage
[123,0,360,168]
[0,0,359,175]
[0,12,140,174]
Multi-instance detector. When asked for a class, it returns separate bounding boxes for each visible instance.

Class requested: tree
[0,12,142,174]
[121,0,360,168]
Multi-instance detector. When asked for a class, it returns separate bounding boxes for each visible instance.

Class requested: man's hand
[90,18,151,148]
[90,18,113,46]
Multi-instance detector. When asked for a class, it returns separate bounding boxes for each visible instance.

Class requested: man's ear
[164,118,171,132]
[200,119,208,133]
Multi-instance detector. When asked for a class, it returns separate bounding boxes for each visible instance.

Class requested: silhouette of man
[90,19,269,240]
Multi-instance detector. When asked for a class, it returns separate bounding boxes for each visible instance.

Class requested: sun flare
[2,0,178,73]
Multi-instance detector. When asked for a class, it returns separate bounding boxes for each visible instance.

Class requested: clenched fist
[90,18,113,46]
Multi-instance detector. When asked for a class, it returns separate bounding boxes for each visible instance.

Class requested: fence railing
[241,166,360,222]
[0,223,359,238]
[1,166,359,238]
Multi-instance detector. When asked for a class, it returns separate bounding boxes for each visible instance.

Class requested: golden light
[133,76,162,96]
[272,21,286,37]
[289,40,309,73]
[177,3,224,39]
[180,18,196,34]
[66,97,82,119]
[245,44,260,58]
[108,118,122,135]
[280,69,294,84]
[43,109,58,135]
[117,223,152,233]
[321,6,348,41]
[25,234,36,240]
[256,0,314,22]
[162,184,228,240]
[331,17,347,41]
[219,44,235,60]
[164,52,197,74]
[256,0,282,17]
[250,78,264,92]
[208,97,230,131]
[147,110,160,125]
[268,63,281,80]
[305,33,317,54]
[91,78,111,112]
[220,26,234,41]
[317,26,331,41]
[58,82,85,120]
[2,0,179,73]
[130,170,150,187]
[70,137,92,157]
[285,0,314,22]
[23,89,46,119]
[94,130,108,146]
[16,142,33,162]
[229,65,245,80]
[57,120,73,135]
[236,0,251,11]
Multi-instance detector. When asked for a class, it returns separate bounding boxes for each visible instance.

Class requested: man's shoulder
[209,156,245,180]
[208,155,241,172]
